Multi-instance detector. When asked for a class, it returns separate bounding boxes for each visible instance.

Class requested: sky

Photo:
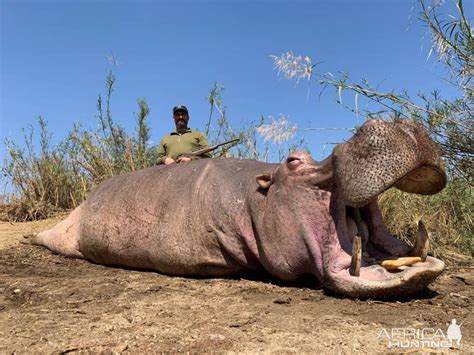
[1,0,471,169]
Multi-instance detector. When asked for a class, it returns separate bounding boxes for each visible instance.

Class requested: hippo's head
[256,119,446,298]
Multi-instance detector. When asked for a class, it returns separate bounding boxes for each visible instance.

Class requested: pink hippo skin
[27,119,447,298]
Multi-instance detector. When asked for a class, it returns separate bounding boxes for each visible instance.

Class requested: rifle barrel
[184,138,240,157]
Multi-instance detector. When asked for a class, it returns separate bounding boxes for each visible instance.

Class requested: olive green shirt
[156,129,211,164]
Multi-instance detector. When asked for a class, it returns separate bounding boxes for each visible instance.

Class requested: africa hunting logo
[378,319,464,349]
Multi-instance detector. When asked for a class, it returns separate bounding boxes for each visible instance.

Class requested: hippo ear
[256,173,273,190]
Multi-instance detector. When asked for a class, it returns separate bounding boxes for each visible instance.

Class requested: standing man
[156,105,211,165]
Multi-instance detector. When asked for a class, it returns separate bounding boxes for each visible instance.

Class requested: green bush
[1,71,154,221]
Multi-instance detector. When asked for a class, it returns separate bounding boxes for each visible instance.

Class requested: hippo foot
[20,233,37,245]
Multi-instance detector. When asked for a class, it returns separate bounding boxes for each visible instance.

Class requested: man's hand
[176,156,192,164]
[164,157,176,165]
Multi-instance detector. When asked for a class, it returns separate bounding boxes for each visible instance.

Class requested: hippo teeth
[342,201,436,283]
[372,221,430,270]
[380,256,422,270]
[410,220,430,262]
[349,235,362,276]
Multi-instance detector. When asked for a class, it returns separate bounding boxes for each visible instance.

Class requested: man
[156,105,211,165]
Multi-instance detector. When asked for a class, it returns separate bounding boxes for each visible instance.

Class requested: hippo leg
[27,205,84,258]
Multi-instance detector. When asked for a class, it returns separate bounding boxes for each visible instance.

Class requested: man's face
[173,110,189,130]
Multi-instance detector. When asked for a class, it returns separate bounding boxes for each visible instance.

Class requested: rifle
[179,138,240,159]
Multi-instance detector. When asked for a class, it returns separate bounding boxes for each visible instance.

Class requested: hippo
[26,119,447,298]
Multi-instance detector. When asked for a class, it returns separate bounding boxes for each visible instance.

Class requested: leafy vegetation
[1,71,156,221]
[205,82,305,162]
[380,182,473,256]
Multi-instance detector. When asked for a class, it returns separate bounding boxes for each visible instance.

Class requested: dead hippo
[27,119,447,298]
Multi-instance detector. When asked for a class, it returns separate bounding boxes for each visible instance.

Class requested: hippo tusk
[410,220,430,262]
[380,256,422,270]
[349,235,362,276]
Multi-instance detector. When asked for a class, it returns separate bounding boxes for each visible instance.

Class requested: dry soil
[0,217,472,353]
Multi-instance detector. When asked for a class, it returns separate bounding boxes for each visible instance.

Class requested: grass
[380,180,473,256]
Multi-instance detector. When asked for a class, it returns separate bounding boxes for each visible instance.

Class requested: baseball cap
[172,105,188,114]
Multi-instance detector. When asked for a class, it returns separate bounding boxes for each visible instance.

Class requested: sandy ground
[0,217,473,353]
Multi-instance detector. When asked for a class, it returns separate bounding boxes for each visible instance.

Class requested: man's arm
[194,132,212,159]
[155,139,168,165]
[178,131,211,163]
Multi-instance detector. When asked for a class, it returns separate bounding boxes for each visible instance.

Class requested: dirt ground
[0,217,472,354]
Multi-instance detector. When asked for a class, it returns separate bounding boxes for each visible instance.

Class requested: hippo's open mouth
[325,165,446,298]
[313,118,449,298]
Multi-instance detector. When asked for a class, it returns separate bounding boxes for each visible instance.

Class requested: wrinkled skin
[29,119,447,298]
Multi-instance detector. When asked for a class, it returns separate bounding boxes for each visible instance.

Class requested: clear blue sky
[1,0,470,166]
